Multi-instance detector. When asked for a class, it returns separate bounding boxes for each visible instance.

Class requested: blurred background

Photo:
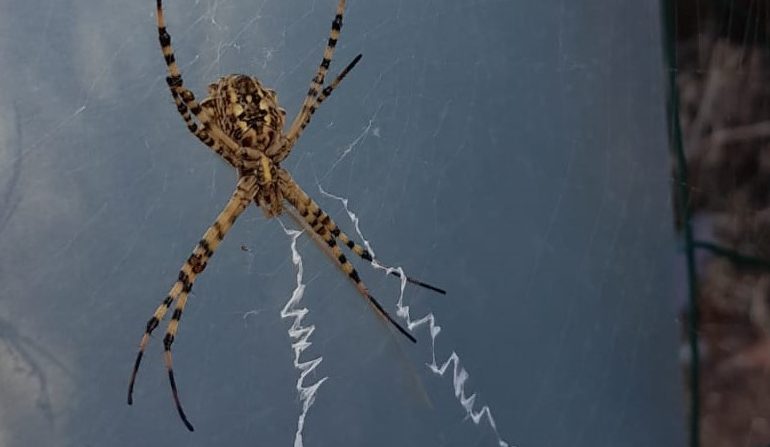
[0,0,687,446]
[671,1,770,446]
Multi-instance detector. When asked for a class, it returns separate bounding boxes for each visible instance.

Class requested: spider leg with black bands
[281,172,418,343]
[286,0,347,139]
[318,210,446,295]
[169,88,242,168]
[156,0,244,162]
[128,176,257,431]
[281,172,445,295]
[272,53,363,162]
[134,0,446,432]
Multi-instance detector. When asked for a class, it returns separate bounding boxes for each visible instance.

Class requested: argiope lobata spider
[127,0,445,432]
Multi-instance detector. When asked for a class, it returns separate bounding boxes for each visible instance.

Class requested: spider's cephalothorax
[130,0,445,433]
[202,74,286,151]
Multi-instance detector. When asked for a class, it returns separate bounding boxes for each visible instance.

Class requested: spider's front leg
[156,0,244,165]
[128,175,257,432]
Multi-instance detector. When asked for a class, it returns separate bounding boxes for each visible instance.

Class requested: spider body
[129,0,445,432]
[202,75,287,216]
[201,74,286,218]
[202,75,286,152]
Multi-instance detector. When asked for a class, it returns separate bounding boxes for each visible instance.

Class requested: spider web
[277,223,326,447]
[273,182,510,447]
[317,186,509,446]
[0,0,685,446]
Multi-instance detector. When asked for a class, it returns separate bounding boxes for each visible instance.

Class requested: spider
[127,0,445,432]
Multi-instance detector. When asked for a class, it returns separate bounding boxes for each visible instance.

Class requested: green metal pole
[661,1,700,446]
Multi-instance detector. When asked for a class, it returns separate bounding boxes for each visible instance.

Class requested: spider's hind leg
[323,215,446,295]
[281,174,418,343]
[283,174,445,295]
[128,176,257,431]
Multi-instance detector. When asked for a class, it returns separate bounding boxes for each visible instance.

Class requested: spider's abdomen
[202,75,286,150]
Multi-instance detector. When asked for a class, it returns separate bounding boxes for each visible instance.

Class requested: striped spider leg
[128,0,444,432]
[270,0,350,161]
[128,176,258,431]
[280,170,443,343]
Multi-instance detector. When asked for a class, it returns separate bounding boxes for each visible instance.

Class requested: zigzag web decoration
[318,186,512,447]
[279,222,328,447]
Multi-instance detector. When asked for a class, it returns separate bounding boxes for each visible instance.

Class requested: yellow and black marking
[204,75,286,152]
[157,0,244,166]
[296,182,374,262]
[282,177,416,343]
[134,0,446,433]
[128,176,257,432]
[280,174,447,296]
[284,0,347,147]
[294,54,363,139]
[171,89,241,167]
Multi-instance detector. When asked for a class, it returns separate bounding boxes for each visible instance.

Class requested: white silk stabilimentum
[279,223,327,447]
[319,186,511,447]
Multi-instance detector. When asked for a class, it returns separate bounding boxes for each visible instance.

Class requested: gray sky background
[0,0,684,446]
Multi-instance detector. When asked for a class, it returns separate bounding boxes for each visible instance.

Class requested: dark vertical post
[662,2,699,446]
